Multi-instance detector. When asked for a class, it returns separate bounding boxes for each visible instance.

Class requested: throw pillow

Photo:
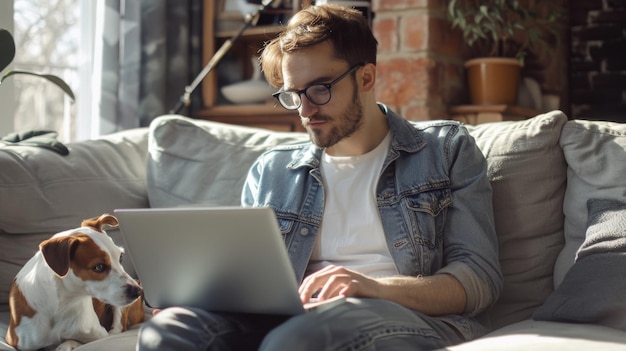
[577,199,626,260]
[465,110,568,329]
[533,199,626,331]
[554,120,626,287]
[146,115,308,208]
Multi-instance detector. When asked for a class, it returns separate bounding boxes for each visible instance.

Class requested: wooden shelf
[448,104,543,124]
[195,104,305,132]
[215,25,282,39]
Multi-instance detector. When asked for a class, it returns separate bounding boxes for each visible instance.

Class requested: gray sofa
[1,110,626,350]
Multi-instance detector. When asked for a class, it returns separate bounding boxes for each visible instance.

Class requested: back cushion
[554,119,626,286]
[0,128,149,312]
[146,115,308,208]
[466,111,568,329]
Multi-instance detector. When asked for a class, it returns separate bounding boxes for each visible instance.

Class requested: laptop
[114,207,305,316]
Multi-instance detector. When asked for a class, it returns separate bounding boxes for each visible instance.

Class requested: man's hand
[299,265,381,303]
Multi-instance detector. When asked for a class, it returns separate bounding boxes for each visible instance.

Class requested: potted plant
[447,0,563,105]
[0,28,74,154]
[0,28,75,101]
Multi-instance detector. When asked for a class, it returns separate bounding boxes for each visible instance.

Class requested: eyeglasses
[272,64,363,110]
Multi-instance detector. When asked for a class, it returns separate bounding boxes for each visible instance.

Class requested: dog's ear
[40,236,80,277]
[81,214,119,232]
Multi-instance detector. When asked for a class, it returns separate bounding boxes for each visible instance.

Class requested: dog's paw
[55,340,83,351]
[109,325,123,335]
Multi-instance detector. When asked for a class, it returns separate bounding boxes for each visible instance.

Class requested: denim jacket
[242,104,502,323]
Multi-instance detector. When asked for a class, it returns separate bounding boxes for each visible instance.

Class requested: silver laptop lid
[114,207,305,316]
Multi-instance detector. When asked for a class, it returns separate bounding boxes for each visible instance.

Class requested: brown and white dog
[5,214,144,351]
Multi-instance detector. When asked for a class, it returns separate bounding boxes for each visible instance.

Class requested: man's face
[281,43,364,149]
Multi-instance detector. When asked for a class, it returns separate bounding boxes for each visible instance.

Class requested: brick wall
[570,0,626,122]
[367,0,624,122]
[372,0,465,120]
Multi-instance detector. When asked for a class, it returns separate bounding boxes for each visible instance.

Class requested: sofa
[1,110,625,350]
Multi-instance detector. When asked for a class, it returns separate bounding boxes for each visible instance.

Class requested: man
[137,4,502,350]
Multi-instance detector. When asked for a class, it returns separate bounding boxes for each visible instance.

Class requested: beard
[304,89,364,149]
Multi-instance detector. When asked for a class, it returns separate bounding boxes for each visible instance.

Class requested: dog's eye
[119,252,124,264]
[93,263,106,273]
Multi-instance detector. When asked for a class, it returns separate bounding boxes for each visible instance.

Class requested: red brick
[397,13,464,56]
[375,57,437,106]
[373,0,429,11]
[401,14,428,51]
[373,17,398,53]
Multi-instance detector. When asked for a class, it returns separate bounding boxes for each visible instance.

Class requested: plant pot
[464,57,522,105]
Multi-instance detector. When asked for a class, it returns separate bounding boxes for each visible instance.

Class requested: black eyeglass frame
[272,64,364,110]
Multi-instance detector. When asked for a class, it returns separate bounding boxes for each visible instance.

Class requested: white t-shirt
[307,132,398,278]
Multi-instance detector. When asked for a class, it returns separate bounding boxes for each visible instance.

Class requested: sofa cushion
[464,111,568,330]
[0,128,150,312]
[73,327,141,351]
[437,319,626,351]
[532,199,626,331]
[0,128,149,234]
[146,115,308,207]
[554,119,626,287]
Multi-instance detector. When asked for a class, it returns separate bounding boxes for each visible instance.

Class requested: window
[4,0,96,142]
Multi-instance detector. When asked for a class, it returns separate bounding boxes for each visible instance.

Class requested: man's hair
[260,4,378,87]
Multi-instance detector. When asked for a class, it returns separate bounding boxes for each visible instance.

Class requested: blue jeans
[137,298,469,351]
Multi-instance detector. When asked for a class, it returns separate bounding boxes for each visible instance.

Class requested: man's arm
[300,265,467,316]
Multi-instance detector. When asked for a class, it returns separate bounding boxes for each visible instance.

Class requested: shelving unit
[195,0,309,132]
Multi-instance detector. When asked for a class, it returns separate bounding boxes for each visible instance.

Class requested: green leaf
[1,70,75,102]
[447,0,458,19]
[0,29,16,73]
[479,5,489,17]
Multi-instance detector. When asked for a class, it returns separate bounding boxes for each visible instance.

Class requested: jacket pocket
[406,188,451,215]
[404,187,451,249]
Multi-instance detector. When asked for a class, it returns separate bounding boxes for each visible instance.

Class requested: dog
[5,214,145,351]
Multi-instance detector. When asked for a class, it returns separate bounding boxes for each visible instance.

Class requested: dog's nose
[126,284,142,300]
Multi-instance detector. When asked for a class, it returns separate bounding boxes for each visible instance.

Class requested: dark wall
[570,0,626,122]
